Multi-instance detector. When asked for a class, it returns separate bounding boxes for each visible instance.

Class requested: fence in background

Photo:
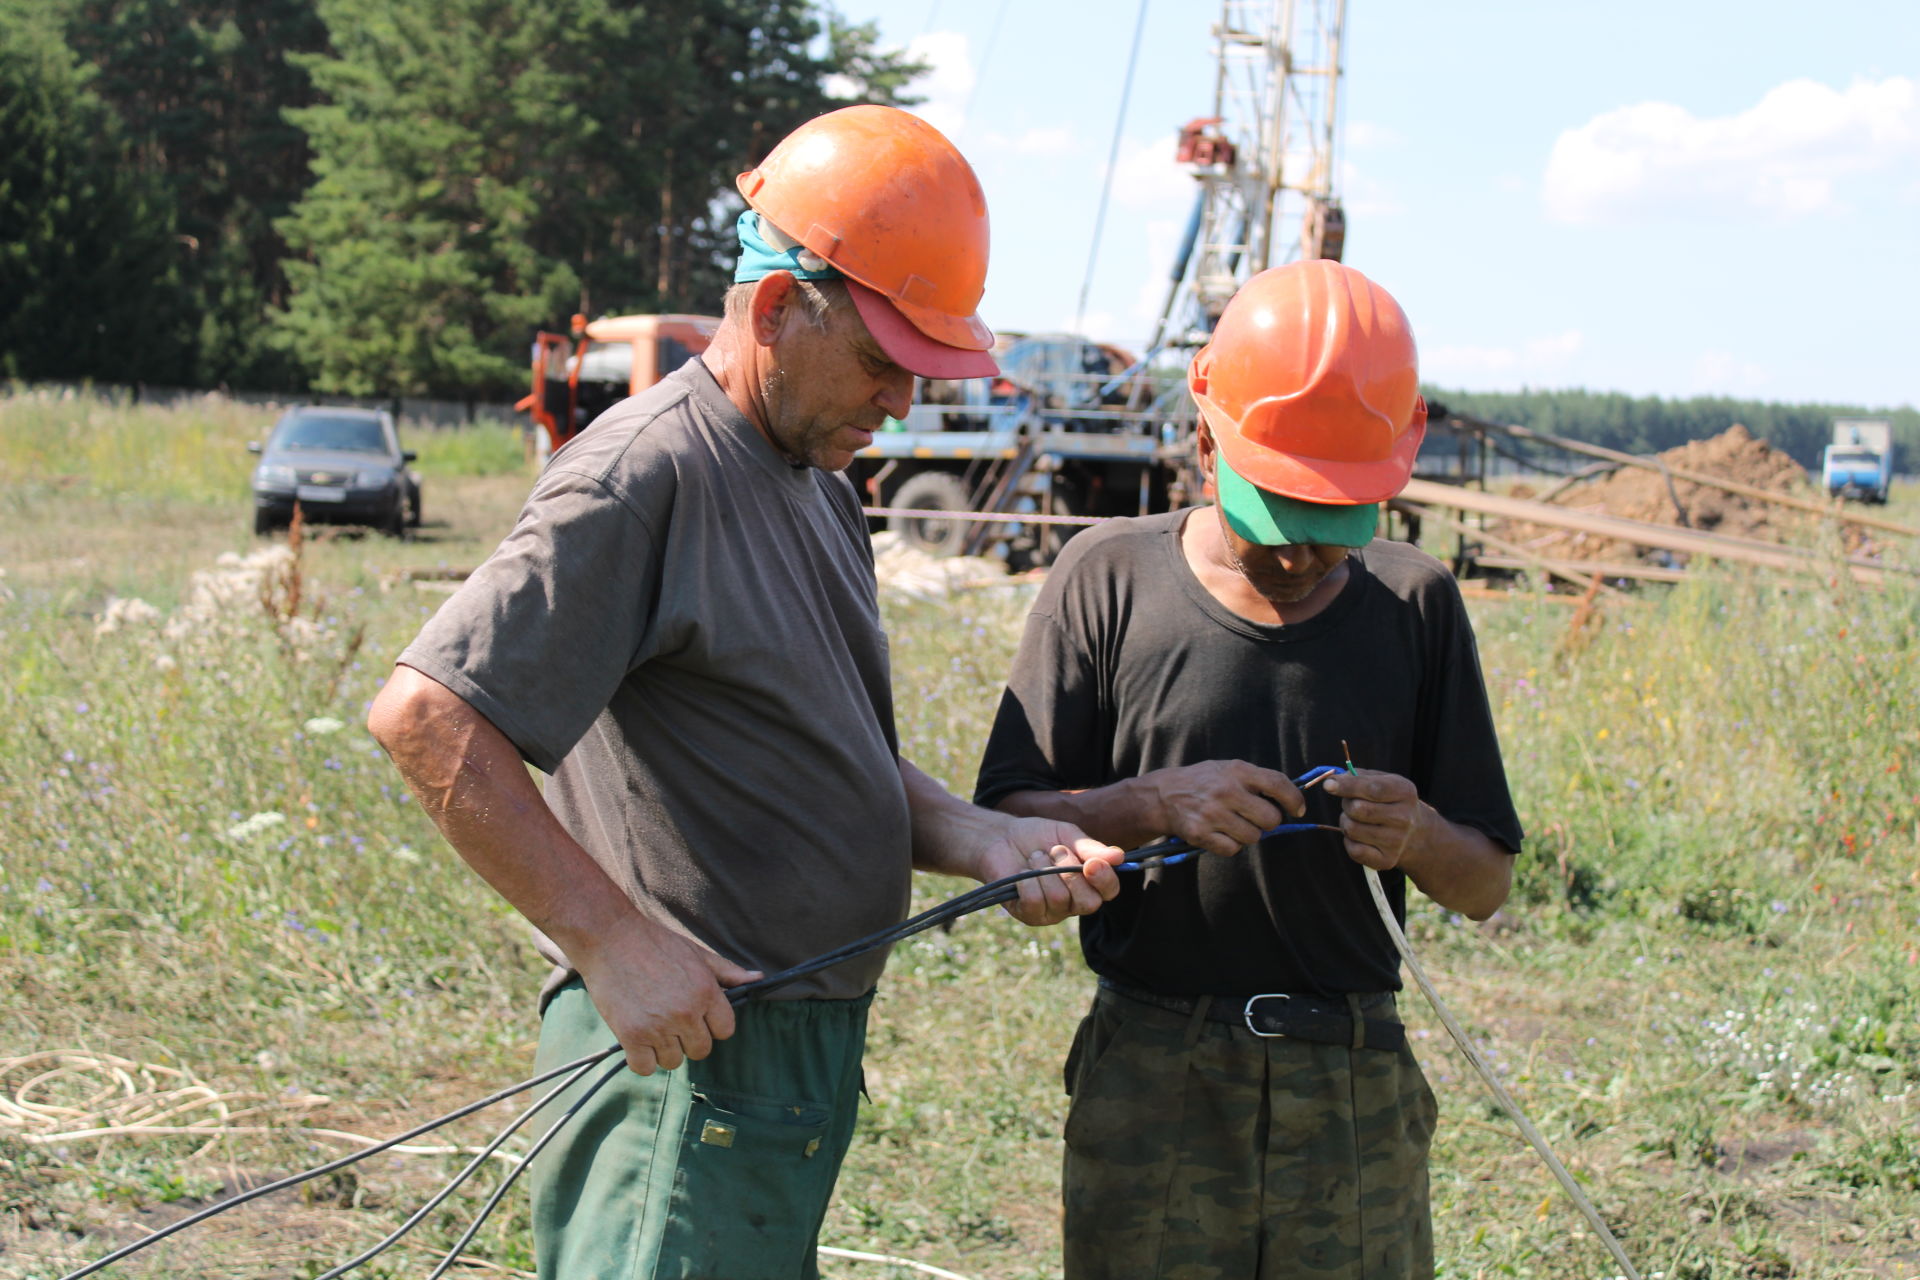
[9,381,524,430]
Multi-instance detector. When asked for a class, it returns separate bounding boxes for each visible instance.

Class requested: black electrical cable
[311,1051,607,1280]
[60,767,1345,1279]
[56,1047,626,1280]
[422,1055,631,1279]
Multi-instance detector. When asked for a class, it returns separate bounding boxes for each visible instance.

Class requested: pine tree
[61,0,328,389]
[0,4,186,384]
[536,0,928,319]
[272,0,581,397]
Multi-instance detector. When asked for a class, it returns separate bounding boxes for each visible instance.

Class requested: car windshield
[274,413,389,454]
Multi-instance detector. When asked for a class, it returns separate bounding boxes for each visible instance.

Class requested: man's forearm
[899,756,1008,879]
[367,665,639,951]
[992,780,1164,850]
[1397,807,1514,921]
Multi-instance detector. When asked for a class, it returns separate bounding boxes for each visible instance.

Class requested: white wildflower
[225,811,287,841]
[95,596,162,635]
[302,716,346,736]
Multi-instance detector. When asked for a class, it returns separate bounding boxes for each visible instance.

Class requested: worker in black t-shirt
[974,260,1524,1280]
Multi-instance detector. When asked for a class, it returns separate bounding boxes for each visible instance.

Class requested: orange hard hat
[1187,261,1427,505]
[737,105,994,367]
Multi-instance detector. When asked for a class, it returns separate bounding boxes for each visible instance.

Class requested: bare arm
[994,759,1306,856]
[366,664,760,1074]
[897,757,1123,926]
[1321,769,1514,920]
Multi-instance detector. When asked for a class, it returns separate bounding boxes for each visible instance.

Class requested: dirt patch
[1499,425,1829,565]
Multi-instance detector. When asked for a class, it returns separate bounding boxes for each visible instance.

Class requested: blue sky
[826,1,1919,409]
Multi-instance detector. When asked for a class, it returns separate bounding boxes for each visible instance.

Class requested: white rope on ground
[1,1052,518,1162]
[818,1244,976,1280]
[1363,866,1646,1280]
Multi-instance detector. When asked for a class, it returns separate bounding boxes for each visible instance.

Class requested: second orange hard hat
[737,105,995,377]
[1188,260,1427,505]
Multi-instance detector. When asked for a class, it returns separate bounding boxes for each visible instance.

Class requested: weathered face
[1211,504,1351,604]
[760,295,915,472]
[1193,419,1350,606]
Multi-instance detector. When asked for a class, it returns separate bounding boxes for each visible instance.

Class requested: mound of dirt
[1501,424,1816,565]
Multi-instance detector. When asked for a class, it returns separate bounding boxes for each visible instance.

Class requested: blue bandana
[732,211,845,284]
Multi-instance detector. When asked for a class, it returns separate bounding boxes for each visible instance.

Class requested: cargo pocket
[661,1087,836,1280]
[1062,1002,1187,1164]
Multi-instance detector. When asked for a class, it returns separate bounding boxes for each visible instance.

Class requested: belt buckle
[1242,993,1290,1038]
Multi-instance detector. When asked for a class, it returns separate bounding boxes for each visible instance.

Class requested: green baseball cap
[1216,451,1379,547]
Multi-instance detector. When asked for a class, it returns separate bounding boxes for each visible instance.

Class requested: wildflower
[94,596,161,635]
[225,811,288,841]
[303,716,346,736]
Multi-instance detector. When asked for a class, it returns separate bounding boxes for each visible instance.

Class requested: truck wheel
[253,508,277,537]
[889,471,973,557]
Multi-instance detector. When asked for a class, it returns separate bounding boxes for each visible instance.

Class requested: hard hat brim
[846,280,999,380]
[1197,392,1427,505]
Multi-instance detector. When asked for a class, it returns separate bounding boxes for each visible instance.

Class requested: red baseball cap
[845,279,999,380]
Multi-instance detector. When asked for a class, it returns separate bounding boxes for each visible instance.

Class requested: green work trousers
[528,979,871,1280]
[1062,985,1437,1280]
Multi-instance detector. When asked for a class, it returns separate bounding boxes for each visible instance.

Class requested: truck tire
[889,471,973,557]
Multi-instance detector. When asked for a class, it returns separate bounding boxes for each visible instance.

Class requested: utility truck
[516,313,719,462]
[1822,418,1895,504]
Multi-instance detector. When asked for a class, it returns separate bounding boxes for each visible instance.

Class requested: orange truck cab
[517,313,721,459]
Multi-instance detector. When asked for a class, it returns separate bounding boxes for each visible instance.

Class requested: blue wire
[1115,765,1346,871]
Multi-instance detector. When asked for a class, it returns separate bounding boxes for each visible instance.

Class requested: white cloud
[1543,75,1919,224]
[1338,159,1403,219]
[1689,350,1772,393]
[1425,331,1584,383]
[1345,120,1402,150]
[1112,136,1195,212]
[1010,126,1078,157]
[900,31,976,141]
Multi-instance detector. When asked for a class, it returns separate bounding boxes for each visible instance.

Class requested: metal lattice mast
[1152,0,1348,356]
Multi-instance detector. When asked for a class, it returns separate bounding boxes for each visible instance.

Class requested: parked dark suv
[249,406,420,537]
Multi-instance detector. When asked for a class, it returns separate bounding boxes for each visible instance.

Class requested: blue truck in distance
[1822,418,1895,504]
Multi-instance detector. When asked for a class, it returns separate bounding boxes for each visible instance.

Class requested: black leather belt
[1098,977,1406,1051]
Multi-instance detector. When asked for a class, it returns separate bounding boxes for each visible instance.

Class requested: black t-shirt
[974,510,1523,997]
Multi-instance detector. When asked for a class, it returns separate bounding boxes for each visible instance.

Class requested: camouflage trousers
[1061,984,1437,1280]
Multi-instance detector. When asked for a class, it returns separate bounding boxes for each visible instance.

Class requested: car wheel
[888,471,974,557]
[407,481,423,527]
[253,507,277,537]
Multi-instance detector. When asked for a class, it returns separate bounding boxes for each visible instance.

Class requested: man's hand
[976,817,1125,926]
[1147,760,1306,857]
[570,914,765,1075]
[1320,768,1426,871]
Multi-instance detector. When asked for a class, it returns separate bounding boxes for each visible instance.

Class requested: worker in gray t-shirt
[367,107,1123,1280]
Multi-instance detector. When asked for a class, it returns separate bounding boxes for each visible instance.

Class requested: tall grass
[2,402,1917,1278]
[0,386,528,502]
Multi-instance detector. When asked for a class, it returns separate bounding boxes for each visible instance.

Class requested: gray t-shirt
[399,360,912,1002]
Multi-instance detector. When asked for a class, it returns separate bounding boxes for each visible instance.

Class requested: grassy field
[2,391,1917,1280]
